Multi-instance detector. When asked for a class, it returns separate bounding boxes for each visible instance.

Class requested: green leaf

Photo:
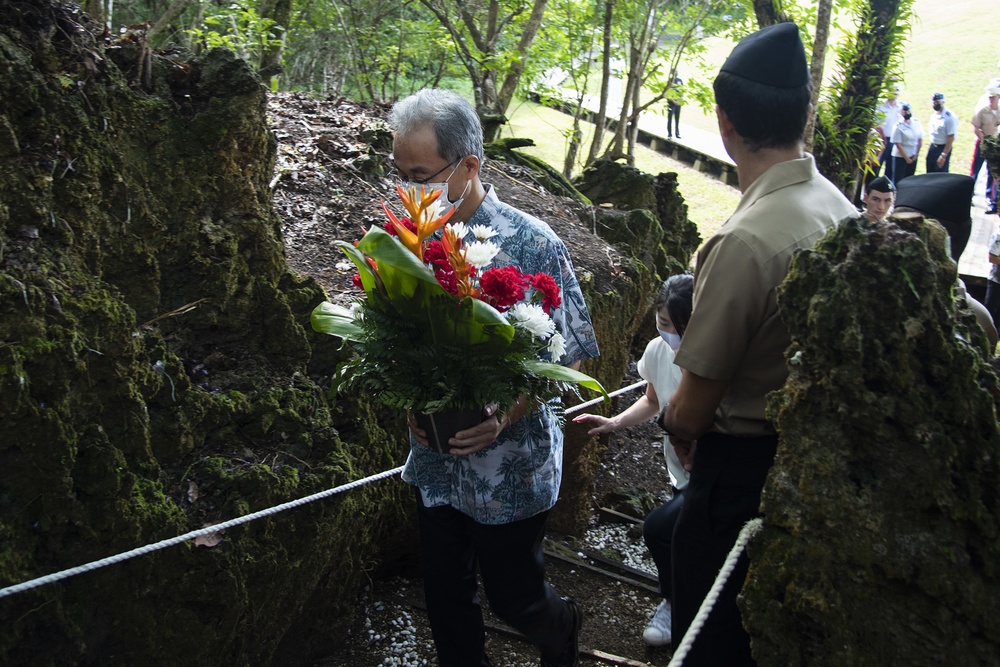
[334,240,383,297]
[310,301,364,341]
[523,360,608,400]
[356,227,515,350]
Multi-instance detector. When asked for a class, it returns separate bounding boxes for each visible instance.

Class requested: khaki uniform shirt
[674,155,855,436]
[972,105,1000,138]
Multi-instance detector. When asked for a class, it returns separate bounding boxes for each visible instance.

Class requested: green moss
[741,215,1000,665]
[0,6,414,664]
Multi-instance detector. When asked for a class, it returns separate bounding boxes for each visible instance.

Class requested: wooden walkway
[542,91,738,186]
[959,177,996,296]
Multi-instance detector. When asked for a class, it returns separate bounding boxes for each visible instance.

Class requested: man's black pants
[643,489,685,599]
[415,491,573,666]
[893,155,917,182]
[671,432,777,667]
[926,143,951,173]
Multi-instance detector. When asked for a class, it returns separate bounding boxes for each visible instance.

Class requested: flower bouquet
[311,184,606,452]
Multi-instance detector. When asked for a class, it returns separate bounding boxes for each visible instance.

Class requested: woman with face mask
[572,273,694,647]
[891,102,923,183]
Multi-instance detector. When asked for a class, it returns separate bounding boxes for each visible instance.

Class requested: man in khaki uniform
[971,83,1000,214]
[658,23,856,666]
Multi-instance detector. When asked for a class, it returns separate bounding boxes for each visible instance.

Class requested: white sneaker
[642,600,672,646]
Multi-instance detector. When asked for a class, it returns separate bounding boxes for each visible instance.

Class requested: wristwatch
[657,404,674,436]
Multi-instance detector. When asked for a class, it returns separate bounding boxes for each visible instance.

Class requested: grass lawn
[504,99,739,244]
[499,0,997,250]
[632,0,997,178]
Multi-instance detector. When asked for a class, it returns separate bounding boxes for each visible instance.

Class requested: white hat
[893,83,903,92]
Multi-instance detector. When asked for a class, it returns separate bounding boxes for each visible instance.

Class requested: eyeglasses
[387,156,459,185]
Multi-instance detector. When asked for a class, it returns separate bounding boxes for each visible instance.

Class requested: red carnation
[479,265,528,312]
[385,216,417,237]
[435,269,459,296]
[423,240,450,270]
[531,272,561,314]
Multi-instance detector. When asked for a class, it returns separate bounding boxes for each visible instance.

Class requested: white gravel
[582,522,658,576]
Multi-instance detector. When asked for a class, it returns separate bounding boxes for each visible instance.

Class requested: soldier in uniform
[658,23,856,665]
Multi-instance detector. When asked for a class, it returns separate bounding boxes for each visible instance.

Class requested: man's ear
[461,154,481,179]
[716,104,734,139]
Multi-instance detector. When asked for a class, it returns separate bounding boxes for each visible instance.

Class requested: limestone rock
[0,3,408,664]
[741,214,1000,665]
[575,158,657,212]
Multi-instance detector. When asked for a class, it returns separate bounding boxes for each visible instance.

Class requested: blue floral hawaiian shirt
[401,185,600,524]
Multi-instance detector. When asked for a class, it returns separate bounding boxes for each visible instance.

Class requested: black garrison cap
[895,173,974,261]
[866,176,896,194]
[895,173,974,224]
[719,22,809,89]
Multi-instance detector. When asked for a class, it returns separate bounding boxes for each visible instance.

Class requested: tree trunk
[753,0,788,26]
[625,66,641,164]
[491,0,550,139]
[803,0,832,152]
[564,107,583,178]
[811,0,912,194]
[586,0,615,166]
[258,0,292,85]
[85,0,104,26]
[147,0,192,44]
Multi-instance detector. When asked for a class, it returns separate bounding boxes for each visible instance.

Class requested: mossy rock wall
[544,166,700,534]
[983,134,1000,184]
[576,161,698,281]
[0,2,409,664]
[741,215,1000,665]
[551,245,657,534]
[575,159,657,212]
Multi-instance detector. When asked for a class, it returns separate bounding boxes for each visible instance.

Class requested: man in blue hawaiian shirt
[388,88,599,667]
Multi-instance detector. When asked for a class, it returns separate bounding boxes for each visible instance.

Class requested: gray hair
[389,89,484,162]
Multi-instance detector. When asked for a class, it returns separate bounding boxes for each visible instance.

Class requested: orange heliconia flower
[441,225,477,299]
[382,183,454,262]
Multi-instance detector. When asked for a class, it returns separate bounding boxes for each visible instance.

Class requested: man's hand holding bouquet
[311,184,606,453]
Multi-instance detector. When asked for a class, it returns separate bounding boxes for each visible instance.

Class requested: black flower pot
[415,407,487,453]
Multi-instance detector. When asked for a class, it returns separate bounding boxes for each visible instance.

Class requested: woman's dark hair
[713,71,812,151]
[654,274,694,337]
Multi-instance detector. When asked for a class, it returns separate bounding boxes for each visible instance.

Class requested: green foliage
[521,0,601,101]
[332,297,570,413]
[282,0,459,101]
[311,227,606,414]
[187,5,283,65]
[812,0,913,193]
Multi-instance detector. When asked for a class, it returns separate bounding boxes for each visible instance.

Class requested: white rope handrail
[667,518,764,666]
[0,465,404,599]
[0,378,648,600]
[566,379,647,414]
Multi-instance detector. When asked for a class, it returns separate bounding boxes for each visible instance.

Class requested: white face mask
[404,162,470,212]
[658,329,681,350]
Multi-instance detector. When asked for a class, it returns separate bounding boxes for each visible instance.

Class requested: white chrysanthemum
[507,303,556,339]
[469,224,497,241]
[445,221,468,240]
[547,332,567,362]
[463,240,500,269]
[349,302,365,321]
